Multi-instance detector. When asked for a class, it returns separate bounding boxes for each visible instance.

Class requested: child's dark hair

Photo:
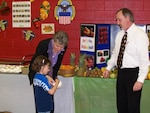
[31,55,51,72]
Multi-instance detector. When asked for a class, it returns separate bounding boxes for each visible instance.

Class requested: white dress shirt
[107,23,149,83]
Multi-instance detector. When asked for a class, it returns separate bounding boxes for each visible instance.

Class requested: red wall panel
[0,0,150,64]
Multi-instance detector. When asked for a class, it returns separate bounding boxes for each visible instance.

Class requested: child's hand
[53,79,62,88]
[55,78,60,84]
[46,75,55,84]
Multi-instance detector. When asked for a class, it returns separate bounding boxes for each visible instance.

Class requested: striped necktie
[117,32,127,69]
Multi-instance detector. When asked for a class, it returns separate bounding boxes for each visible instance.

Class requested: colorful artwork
[32,0,50,29]
[98,26,109,44]
[39,0,50,21]
[81,24,95,38]
[23,30,35,41]
[32,18,41,29]
[0,0,11,15]
[80,24,96,52]
[41,23,55,34]
[80,37,95,52]
[12,1,31,28]
[54,0,75,25]
[0,20,8,31]
[96,49,109,64]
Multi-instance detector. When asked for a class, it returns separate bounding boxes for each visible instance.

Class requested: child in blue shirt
[32,55,60,113]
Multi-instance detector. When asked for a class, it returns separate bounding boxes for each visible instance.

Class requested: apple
[110,73,117,79]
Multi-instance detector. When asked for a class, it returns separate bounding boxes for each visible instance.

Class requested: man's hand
[103,69,110,78]
[133,81,143,91]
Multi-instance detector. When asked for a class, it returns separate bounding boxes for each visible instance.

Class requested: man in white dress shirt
[103,8,149,113]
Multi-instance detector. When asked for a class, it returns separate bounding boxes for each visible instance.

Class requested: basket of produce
[59,65,75,77]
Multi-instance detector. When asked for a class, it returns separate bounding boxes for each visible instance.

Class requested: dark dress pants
[116,67,142,113]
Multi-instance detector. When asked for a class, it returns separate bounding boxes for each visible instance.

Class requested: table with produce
[0,53,150,113]
[58,53,150,113]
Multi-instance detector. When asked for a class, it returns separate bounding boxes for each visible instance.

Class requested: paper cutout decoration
[32,0,50,28]
[39,0,50,20]
[0,0,11,16]
[54,0,75,25]
[32,18,41,29]
[23,30,35,41]
[0,20,8,31]
[41,23,54,34]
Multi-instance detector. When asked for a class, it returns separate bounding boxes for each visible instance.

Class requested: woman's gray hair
[116,8,134,22]
[53,30,69,46]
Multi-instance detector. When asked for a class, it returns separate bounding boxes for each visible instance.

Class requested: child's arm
[48,78,60,95]
[46,75,55,85]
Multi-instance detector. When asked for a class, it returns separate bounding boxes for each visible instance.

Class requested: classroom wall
[0,0,150,64]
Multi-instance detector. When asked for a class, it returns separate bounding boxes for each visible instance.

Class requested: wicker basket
[59,68,75,77]
[21,65,29,75]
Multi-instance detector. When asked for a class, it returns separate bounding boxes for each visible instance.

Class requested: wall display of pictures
[96,49,109,64]
[98,26,109,44]
[12,1,31,28]
[80,24,96,52]
[41,23,55,34]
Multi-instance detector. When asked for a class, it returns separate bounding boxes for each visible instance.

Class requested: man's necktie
[117,32,127,69]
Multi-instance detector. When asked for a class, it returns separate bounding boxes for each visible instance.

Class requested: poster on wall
[12,1,31,28]
[80,24,96,52]
[41,23,55,34]
[98,26,109,44]
[96,49,109,64]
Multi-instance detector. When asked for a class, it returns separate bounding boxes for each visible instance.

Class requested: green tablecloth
[74,77,150,113]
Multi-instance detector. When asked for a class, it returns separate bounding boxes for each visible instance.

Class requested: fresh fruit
[147,73,150,80]
[70,53,76,66]
[78,54,86,68]
[101,67,106,73]
[110,73,117,79]
[109,67,118,78]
